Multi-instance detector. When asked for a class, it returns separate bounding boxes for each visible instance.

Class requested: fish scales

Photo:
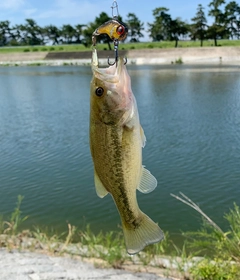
[89,48,164,254]
[91,122,141,224]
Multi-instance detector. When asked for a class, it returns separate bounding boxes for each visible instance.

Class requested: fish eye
[116,25,125,35]
[95,87,104,97]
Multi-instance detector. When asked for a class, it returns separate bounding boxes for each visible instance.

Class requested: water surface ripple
[0,65,239,243]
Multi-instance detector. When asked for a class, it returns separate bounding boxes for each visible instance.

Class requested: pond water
[0,64,240,245]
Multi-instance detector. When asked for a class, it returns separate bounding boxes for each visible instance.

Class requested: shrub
[175,58,183,64]
[147,44,154,48]
[190,258,240,280]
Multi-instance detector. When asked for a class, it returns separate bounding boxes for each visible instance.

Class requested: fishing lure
[92,0,128,65]
[92,17,128,44]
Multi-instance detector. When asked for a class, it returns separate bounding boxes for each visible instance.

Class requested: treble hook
[107,57,128,66]
[107,39,127,66]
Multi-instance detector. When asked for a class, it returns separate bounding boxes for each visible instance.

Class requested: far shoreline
[0,46,239,66]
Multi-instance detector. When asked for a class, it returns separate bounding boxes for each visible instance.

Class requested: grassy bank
[0,40,239,53]
[1,195,240,279]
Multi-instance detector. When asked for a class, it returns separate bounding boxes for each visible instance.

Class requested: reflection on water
[0,65,240,244]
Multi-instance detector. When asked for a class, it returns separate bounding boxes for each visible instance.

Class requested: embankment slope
[0,47,239,65]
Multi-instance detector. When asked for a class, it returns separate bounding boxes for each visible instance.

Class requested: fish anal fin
[137,167,157,194]
[94,170,109,198]
[122,212,164,255]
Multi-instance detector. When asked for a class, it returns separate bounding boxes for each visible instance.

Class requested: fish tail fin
[121,212,164,255]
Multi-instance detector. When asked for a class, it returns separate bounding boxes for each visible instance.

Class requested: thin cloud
[24,9,38,17]
[0,0,25,10]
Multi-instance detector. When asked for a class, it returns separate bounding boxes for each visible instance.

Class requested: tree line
[0,0,239,48]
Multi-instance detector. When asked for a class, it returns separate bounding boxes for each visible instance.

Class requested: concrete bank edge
[0,47,239,66]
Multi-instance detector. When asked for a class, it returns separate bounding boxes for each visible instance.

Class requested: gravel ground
[0,249,173,280]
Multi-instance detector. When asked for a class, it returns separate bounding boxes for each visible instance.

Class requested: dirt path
[0,248,173,280]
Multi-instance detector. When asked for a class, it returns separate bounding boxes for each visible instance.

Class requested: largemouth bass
[89,49,164,254]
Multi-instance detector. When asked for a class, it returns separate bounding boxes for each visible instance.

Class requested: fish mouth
[92,48,125,83]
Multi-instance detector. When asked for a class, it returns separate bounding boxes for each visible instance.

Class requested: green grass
[26,62,43,66]
[0,215,4,233]
[190,258,240,280]
[0,40,239,54]
[125,39,240,49]
[1,195,240,279]
[2,195,28,235]
[171,193,240,279]
[0,45,89,53]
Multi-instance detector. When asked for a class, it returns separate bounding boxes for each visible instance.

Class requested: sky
[0,0,214,40]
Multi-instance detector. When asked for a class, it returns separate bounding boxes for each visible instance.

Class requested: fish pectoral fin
[140,126,146,148]
[94,170,109,198]
[137,167,157,194]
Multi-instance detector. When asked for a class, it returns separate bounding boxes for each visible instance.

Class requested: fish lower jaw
[92,48,98,67]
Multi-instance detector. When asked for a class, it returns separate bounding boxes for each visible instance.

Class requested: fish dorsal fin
[137,167,157,194]
[140,126,146,148]
[94,170,109,198]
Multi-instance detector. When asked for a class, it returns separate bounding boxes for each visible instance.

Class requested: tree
[148,7,172,41]
[17,19,44,45]
[75,24,86,43]
[8,24,22,46]
[44,25,60,45]
[208,0,227,46]
[148,8,188,47]
[60,24,76,44]
[224,1,240,39]
[0,21,13,46]
[191,4,208,46]
[169,18,189,47]
[125,13,144,42]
